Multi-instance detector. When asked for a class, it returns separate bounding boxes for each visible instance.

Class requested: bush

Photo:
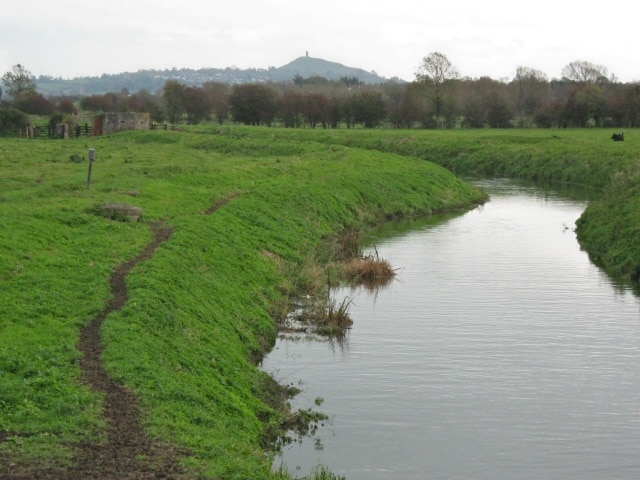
[0,107,28,136]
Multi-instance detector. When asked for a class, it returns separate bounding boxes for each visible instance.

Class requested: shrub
[0,107,28,136]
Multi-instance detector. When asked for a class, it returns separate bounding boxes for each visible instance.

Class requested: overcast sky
[1,0,638,83]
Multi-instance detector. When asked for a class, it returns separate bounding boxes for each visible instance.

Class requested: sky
[1,0,639,84]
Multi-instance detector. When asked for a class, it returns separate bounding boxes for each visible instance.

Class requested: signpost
[87,148,95,189]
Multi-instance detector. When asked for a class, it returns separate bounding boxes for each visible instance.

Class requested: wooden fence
[26,123,92,139]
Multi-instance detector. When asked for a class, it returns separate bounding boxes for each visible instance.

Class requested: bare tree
[562,60,609,83]
[512,66,548,116]
[415,52,459,125]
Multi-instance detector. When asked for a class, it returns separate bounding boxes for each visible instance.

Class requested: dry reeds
[315,296,353,335]
[277,230,396,338]
[289,294,353,337]
[345,247,396,286]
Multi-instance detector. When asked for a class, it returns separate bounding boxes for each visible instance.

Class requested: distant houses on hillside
[35,56,396,96]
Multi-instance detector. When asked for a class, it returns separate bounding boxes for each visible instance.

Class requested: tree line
[3,53,640,136]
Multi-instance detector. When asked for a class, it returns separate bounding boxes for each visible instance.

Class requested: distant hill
[270,55,389,83]
[35,55,397,96]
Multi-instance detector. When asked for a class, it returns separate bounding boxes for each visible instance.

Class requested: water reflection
[263,179,640,480]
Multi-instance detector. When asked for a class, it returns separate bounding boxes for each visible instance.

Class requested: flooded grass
[273,464,345,480]
[315,295,354,336]
[345,246,397,285]
[278,233,398,339]
[284,294,353,338]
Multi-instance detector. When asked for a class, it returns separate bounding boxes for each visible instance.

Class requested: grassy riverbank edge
[237,127,640,285]
[0,129,485,478]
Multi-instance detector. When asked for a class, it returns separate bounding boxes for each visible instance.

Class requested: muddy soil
[1,196,244,479]
[1,223,187,479]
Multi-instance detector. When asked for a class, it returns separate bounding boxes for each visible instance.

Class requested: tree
[622,83,640,127]
[458,79,486,128]
[562,88,590,127]
[575,84,606,126]
[328,94,348,128]
[80,92,119,112]
[561,60,609,83]
[277,90,304,127]
[415,52,459,126]
[12,92,52,115]
[229,84,276,126]
[340,76,364,87]
[302,93,330,128]
[162,80,186,123]
[2,64,36,97]
[127,89,164,121]
[182,87,212,124]
[511,66,548,116]
[529,98,560,128]
[383,83,416,128]
[57,98,78,115]
[203,81,230,124]
[350,90,386,128]
[486,91,514,128]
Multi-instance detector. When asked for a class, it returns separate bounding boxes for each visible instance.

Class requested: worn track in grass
[1,196,239,479]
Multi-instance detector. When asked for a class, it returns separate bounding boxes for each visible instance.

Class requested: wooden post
[87,149,95,189]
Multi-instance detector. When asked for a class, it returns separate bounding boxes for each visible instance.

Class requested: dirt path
[2,196,242,479]
[70,222,187,479]
[2,223,186,479]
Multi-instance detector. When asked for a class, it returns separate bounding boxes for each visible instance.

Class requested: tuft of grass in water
[306,465,346,480]
[289,293,353,337]
[344,246,396,286]
[272,463,345,480]
[280,397,328,440]
[315,295,353,336]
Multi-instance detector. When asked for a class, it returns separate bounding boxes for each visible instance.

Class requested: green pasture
[2,125,639,478]
[0,128,485,478]
[204,126,640,281]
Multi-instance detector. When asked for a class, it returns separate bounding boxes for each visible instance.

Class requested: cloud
[1,0,639,82]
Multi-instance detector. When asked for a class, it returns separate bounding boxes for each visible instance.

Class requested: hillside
[270,55,389,83]
[35,55,395,96]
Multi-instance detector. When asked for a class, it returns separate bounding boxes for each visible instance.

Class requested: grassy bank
[0,128,485,478]
[226,127,635,190]
[222,126,640,284]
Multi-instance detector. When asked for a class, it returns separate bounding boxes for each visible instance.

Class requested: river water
[261,179,640,480]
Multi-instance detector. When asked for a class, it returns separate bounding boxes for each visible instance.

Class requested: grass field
[0,127,485,479]
[2,125,639,478]
[225,126,640,282]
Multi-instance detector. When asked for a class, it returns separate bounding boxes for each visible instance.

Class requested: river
[261,179,640,480]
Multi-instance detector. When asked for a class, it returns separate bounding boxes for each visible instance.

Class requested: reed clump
[344,247,396,285]
[282,230,399,338]
[315,295,353,335]
[289,294,353,337]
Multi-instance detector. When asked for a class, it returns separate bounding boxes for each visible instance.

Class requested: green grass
[218,126,640,285]
[3,125,639,478]
[0,128,485,478]
[227,127,637,190]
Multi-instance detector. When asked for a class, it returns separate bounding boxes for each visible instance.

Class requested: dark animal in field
[611,132,624,141]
